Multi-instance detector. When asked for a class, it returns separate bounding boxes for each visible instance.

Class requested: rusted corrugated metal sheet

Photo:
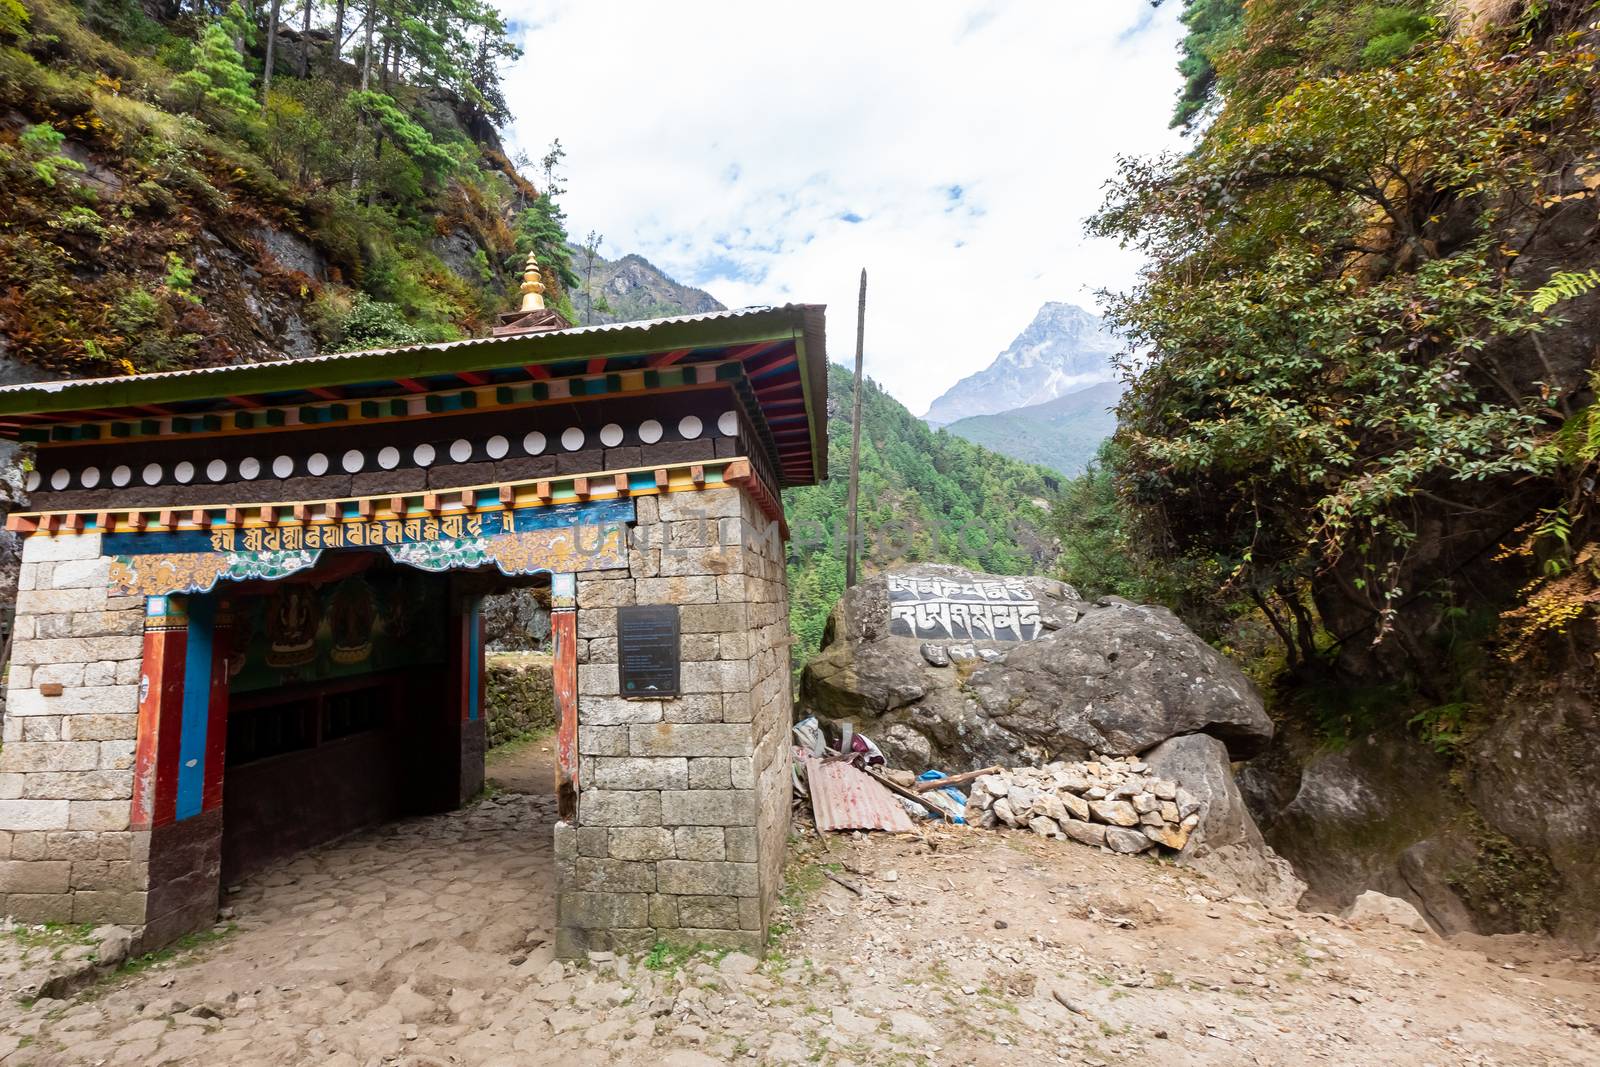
[805,756,916,833]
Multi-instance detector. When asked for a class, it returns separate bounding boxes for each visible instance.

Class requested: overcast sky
[496,2,1187,415]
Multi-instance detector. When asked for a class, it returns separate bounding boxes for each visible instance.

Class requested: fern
[1530,269,1600,314]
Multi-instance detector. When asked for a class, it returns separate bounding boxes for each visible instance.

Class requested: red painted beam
[394,378,429,393]
[651,348,694,367]
[586,358,608,374]
[456,371,489,387]
[552,606,579,821]
[307,387,344,401]
[131,606,187,831]
[202,610,231,814]
[523,364,551,380]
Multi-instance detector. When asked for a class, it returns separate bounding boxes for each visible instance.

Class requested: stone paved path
[0,739,1596,1065]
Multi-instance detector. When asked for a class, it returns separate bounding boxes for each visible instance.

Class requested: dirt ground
[0,740,1595,1065]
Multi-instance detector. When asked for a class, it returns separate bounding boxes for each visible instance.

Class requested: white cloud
[495,1,1185,415]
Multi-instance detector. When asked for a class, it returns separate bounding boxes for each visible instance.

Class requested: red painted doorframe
[551,572,578,821]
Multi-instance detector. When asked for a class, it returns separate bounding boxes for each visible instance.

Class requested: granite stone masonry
[0,533,150,926]
[557,486,793,956]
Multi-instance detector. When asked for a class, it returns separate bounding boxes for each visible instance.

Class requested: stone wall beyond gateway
[557,485,792,956]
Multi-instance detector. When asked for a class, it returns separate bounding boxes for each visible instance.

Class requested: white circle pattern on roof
[239,457,261,480]
[141,463,163,486]
[561,427,584,451]
[678,415,703,440]
[81,467,100,489]
[306,453,329,476]
[173,461,195,484]
[24,471,40,492]
[718,410,738,437]
[378,446,400,470]
[49,469,69,491]
[599,423,623,447]
[272,455,294,478]
[638,419,663,444]
[449,439,472,463]
[413,443,436,467]
[342,449,364,473]
[111,465,131,487]
[486,435,509,459]
[207,459,228,482]
[523,431,546,455]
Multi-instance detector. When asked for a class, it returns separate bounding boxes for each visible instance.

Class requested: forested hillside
[784,363,1062,663]
[0,0,578,381]
[1074,0,1600,940]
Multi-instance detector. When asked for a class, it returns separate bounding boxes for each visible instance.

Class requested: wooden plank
[910,766,1004,793]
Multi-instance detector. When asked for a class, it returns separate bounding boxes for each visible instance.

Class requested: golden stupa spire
[519,251,547,312]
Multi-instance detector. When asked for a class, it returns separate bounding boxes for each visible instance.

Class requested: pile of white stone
[965,754,1201,855]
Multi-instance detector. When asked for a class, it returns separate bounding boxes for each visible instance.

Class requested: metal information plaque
[617,604,681,697]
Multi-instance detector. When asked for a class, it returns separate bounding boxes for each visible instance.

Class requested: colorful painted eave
[0,304,829,485]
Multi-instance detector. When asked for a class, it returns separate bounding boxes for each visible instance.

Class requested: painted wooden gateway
[0,273,825,955]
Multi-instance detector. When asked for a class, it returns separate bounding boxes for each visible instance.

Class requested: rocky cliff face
[1240,665,1600,950]
[567,247,725,326]
[922,303,1120,426]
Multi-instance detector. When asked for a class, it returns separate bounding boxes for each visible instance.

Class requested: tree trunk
[359,1,374,91]
[299,0,311,78]
[262,0,282,100]
[333,0,345,65]
[1277,582,1320,666]
[1251,588,1302,673]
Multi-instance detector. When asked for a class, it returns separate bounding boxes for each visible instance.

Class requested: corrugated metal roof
[804,755,917,833]
[0,303,830,485]
[0,305,792,397]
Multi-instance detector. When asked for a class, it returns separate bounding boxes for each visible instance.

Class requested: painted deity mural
[228,571,447,693]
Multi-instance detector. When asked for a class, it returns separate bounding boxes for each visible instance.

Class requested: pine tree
[176,6,258,120]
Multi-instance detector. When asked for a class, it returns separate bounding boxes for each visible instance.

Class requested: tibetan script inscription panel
[886,575,1043,642]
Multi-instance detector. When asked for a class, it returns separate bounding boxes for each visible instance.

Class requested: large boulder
[1143,734,1305,907]
[799,564,1273,769]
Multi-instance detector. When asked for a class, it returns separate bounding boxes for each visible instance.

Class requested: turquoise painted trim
[175,595,215,821]
[466,598,482,722]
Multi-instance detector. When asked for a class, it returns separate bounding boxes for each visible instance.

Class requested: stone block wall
[557,485,793,955]
[484,657,556,746]
[0,532,150,925]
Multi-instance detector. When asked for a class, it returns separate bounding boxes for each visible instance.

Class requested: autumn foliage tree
[1093,0,1600,685]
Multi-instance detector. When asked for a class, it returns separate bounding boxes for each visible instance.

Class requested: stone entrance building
[0,272,825,956]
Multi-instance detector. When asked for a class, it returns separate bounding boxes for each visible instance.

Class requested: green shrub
[339,296,424,350]
[17,122,83,186]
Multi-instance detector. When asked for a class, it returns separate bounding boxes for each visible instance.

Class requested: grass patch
[642,939,726,973]
[4,921,96,952]
[485,725,555,762]
[108,923,236,983]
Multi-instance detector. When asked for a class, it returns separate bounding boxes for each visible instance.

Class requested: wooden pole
[845,269,867,589]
